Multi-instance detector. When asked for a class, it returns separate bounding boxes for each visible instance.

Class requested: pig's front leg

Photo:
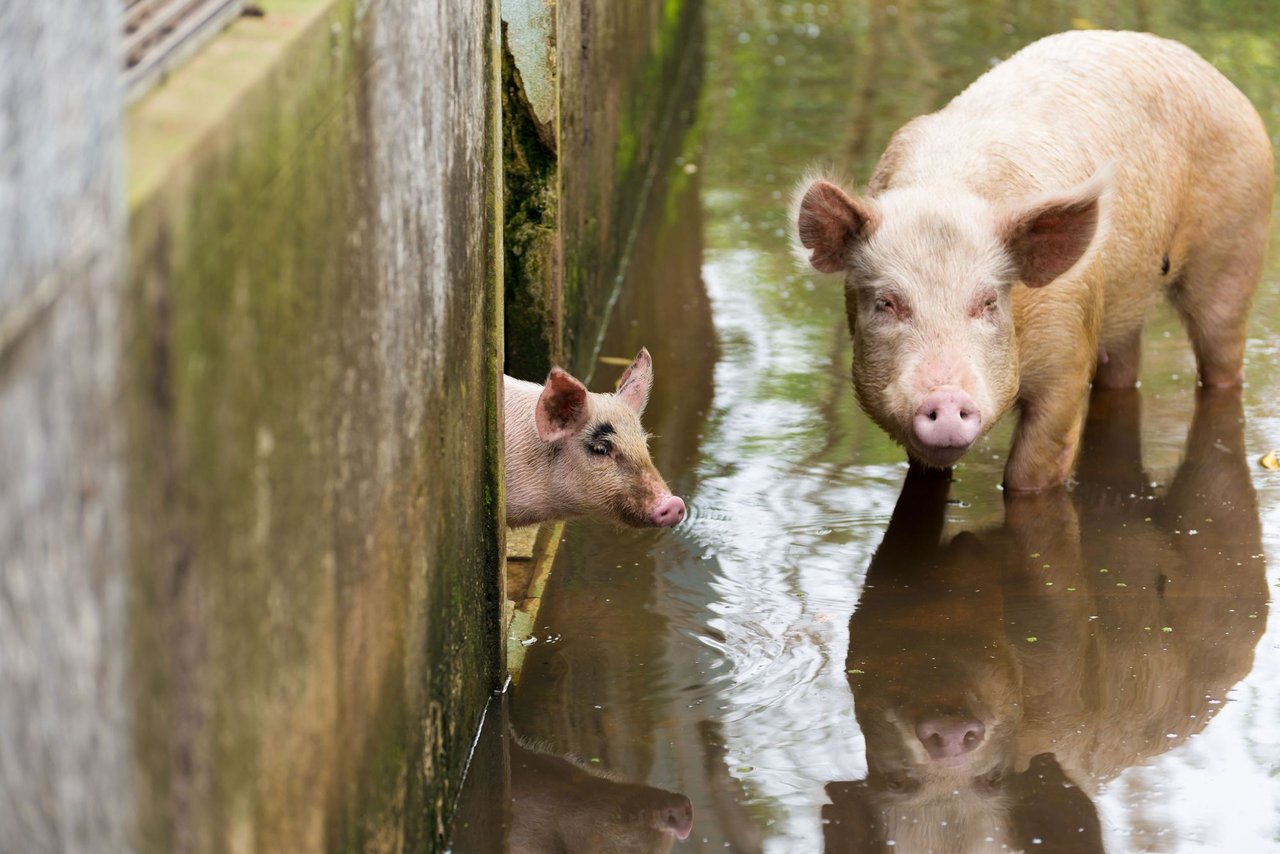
[1004,377,1091,493]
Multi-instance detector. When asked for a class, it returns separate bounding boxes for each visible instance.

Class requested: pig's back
[896,30,1261,196]
[875,30,1271,345]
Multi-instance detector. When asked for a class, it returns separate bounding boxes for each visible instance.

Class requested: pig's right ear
[615,348,653,414]
[535,368,590,443]
[793,179,879,274]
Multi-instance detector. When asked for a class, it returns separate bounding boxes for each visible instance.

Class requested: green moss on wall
[124,1,502,851]
[500,0,704,381]
[502,24,560,381]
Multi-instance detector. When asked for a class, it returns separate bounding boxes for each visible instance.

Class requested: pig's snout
[658,797,694,839]
[911,386,981,462]
[650,494,686,527]
[915,714,986,765]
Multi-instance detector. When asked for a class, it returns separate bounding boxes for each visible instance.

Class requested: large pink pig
[794,30,1273,491]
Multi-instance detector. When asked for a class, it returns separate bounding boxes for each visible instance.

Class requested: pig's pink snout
[915,715,986,764]
[651,494,686,527]
[912,387,981,456]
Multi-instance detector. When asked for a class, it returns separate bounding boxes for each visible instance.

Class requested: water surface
[493,3,1280,851]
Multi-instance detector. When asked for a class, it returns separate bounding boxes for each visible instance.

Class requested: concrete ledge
[127,0,337,209]
[505,522,564,685]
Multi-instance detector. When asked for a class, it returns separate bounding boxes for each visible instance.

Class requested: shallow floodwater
[463,2,1280,851]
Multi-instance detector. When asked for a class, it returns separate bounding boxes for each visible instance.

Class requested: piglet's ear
[535,368,589,443]
[1000,164,1111,288]
[615,348,653,414]
[794,179,879,274]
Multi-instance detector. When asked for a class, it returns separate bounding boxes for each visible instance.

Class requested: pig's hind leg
[1168,166,1270,388]
[1168,240,1264,389]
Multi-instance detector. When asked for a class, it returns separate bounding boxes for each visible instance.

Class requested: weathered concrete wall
[0,1,132,851]
[2,0,702,848]
[123,0,502,850]
[503,0,704,380]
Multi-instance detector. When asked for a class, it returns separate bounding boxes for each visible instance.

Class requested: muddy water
[484,3,1280,852]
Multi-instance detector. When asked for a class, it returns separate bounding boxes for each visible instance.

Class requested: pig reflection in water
[510,737,693,854]
[824,389,1268,853]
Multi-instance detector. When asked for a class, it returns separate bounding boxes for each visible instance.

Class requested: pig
[793,30,1273,491]
[823,387,1267,851]
[504,348,686,528]
[509,736,694,854]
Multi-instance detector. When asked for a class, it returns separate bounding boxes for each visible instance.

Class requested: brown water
[456,2,1280,851]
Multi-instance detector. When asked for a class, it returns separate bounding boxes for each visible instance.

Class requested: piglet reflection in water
[824,387,1268,853]
[510,735,693,854]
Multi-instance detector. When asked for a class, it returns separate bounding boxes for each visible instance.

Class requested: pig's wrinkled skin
[510,737,694,854]
[793,30,1273,491]
[504,348,686,528]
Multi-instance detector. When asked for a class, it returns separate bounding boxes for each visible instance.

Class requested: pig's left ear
[616,348,653,414]
[1000,164,1112,288]
[535,368,589,443]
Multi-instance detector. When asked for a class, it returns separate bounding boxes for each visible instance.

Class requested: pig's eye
[971,291,999,319]
[976,768,1005,792]
[872,292,910,320]
[883,772,919,794]
[586,423,616,457]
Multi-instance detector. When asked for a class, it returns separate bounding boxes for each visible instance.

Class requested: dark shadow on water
[824,388,1268,852]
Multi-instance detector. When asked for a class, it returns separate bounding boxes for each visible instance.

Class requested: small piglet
[504,348,686,528]
[794,30,1273,491]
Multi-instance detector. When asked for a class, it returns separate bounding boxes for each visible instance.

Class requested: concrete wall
[1,0,700,849]
[0,1,132,851]
[503,0,704,381]
[124,1,503,850]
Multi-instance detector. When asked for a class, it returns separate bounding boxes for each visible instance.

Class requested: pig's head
[533,349,686,528]
[792,168,1110,468]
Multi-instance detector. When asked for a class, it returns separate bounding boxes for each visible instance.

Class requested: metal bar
[124,0,245,103]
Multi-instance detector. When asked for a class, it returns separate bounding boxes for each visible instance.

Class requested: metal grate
[123,0,249,102]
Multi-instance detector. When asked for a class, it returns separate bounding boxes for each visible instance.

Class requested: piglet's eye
[588,441,612,456]
[875,296,894,312]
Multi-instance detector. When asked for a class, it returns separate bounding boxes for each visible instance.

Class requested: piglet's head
[535,348,685,528]
[793,166,1110,469]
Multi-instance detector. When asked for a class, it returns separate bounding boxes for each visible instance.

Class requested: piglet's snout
[650,494,686,527]
[912,386,981,451]
[659,797,694,839]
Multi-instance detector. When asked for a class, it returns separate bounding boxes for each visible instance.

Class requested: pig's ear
[535,368,589,443]
[793,178,879,274]
[615,348,653,414]
[1000,164,1111,288]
